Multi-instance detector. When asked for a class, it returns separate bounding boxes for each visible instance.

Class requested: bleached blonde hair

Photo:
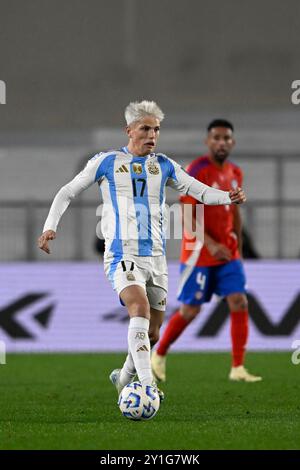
[125,100,165,126]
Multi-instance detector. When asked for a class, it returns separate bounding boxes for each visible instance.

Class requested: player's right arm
[183,201,231,261]
[204,232,232,261]
[38,153,109,254]
[180,156,232,262]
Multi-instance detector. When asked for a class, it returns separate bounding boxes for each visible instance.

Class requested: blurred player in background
[152,119,262,383]
[38,104,247,401]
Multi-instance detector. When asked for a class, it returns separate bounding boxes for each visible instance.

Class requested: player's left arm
[166,158,246,205]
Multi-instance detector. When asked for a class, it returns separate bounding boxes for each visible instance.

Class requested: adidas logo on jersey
[116,165,129,173]
[137,345,149,352]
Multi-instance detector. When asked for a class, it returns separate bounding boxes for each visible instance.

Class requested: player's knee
[228,294,248,311]
[129,300,150,318]
[180,304,201,322]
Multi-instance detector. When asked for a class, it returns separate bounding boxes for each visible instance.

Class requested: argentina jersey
[93,146,181,257]
[43,146,232,259]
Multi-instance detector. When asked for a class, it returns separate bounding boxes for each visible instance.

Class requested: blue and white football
[118,382,160,420]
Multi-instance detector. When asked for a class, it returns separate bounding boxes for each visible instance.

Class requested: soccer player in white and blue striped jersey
[38,100,246,399]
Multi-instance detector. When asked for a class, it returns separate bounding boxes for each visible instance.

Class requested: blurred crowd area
[0,0,299,261]
[1,0,299,130]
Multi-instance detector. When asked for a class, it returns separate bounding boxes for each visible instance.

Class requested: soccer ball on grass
[118,382,160,420]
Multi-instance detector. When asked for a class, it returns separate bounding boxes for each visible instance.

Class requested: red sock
[230,310,249,367]
[157,310,189,356]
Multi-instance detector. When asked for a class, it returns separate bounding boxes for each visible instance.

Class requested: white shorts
[104,254,168,311]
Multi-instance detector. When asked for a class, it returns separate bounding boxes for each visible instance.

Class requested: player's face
[126,116,160,156]
[205,127,235,163]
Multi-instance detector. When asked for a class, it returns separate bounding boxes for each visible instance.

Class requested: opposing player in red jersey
[151,119,262,382]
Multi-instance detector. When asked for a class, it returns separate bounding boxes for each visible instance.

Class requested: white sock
[128,317,153,387]
[119,353,136,387]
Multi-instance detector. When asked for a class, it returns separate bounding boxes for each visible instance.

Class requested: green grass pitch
[0,352,299,450]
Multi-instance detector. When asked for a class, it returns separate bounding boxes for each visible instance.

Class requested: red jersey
[180,155,243,267]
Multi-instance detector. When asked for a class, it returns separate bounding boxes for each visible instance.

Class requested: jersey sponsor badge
[133,163,143,174]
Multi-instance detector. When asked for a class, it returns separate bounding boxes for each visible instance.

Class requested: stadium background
[0,0,300,450]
